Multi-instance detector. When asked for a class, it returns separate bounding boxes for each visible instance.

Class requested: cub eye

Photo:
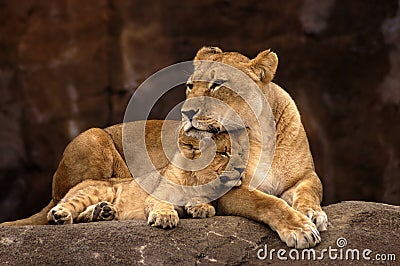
[220,151,231,157]
[210,79,227,91]
[186,82,194,92]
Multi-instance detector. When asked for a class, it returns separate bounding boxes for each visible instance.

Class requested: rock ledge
[0,201,398,265]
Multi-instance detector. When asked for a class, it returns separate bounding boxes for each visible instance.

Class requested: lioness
[2,47,327,249]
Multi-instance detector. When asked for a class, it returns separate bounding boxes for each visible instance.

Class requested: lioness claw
[300,207,329,231]
[276,211,321,249]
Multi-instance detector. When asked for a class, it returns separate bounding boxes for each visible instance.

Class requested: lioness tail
[0,200,54,226]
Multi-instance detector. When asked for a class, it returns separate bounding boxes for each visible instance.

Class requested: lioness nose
[182,109,198,121]
[234,167,245,175]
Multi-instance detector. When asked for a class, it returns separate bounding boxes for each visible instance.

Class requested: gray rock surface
[0,201,398,265]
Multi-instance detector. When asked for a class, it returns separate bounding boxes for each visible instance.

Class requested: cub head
[181,46,278,137]
[179,129,248,190]
[190,151,245,189]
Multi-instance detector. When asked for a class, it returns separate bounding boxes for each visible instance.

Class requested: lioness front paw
[275,210,321,249]
[48,206,73,225]
[297,207,328,231]
[186,204,216,219]
[147,209,179,229]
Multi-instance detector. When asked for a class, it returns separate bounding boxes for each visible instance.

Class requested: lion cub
[47,130,246,227]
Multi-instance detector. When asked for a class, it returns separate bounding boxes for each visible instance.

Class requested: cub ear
[249,49,278,83]
[194,46,223,60]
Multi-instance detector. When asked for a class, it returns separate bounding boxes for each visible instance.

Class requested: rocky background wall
[0,0,399,222]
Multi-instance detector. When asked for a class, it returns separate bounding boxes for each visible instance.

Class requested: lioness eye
[186,82,194,91]
[210,79,227,91]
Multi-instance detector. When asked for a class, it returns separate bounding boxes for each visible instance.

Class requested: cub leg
[144,195,179,229]
[217,187,321,249]
[291,172,328,231]
[47,181,115,225]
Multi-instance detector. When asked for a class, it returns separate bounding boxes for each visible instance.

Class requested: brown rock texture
[0,201,398,265]
[0,0,399,222]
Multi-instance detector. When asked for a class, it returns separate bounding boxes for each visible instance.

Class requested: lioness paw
[186,204,216,219]
[275,210,321,249]
[147,209,179,229]
[297,207,328,231]
[48,206,73,225]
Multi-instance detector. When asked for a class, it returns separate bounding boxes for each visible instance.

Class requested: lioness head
[181,46,278,137]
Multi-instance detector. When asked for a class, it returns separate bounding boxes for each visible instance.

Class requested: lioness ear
[195,46,223,60]
[249,49,278,83]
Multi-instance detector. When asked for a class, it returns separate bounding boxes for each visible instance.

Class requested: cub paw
[147,209,179,229]
[275,210,321,249]
[77,201,116,223]
[92,201,116,221]
[186,204,216,219]
[297,207,328,231]
[47,206,73,225]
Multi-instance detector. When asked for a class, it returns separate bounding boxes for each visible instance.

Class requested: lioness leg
[47,180,115,225]
[290,172,328,231]
[52,128,131,203]
[217,187,321,249]
[144,195,179,229]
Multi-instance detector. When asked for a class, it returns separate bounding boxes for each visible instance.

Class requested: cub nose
[219,175,229,184]
[182,109,198,121]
